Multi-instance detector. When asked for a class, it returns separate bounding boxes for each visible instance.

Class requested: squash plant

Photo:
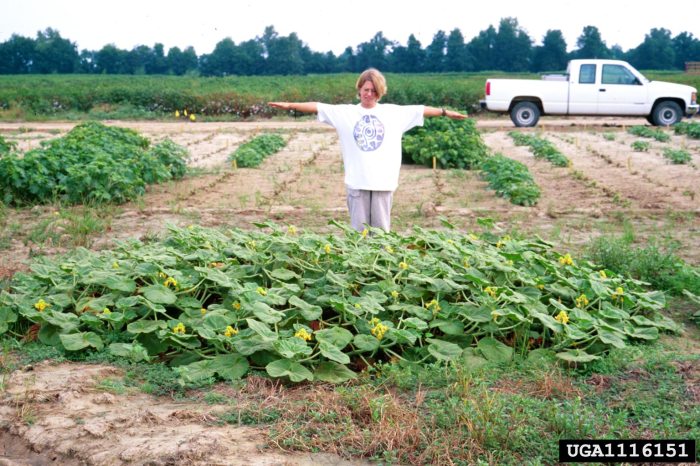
[0,222,678,384]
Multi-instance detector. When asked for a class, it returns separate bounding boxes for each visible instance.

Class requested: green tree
[390,34,425,72]
[468,25,497,71]
[493,18,532,71]
[672,32,700,70]
[572,26,610,59]
[0,34,35,73]
[425,30,447,72]
[355,32,394,71]
[33,28,79,73]
[145,43,168,74]
[445,28,473,71]
[532,29,568,72]
[263,29,306,75]
[167,46,198,75]
[628,28,675,69]
[94,44,130,74]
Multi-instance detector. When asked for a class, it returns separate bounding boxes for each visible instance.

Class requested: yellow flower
[361,228,369,238]
[399,261,409,270]
[575,294,589,308]
[491,310,499,321]
[370,322,389,340]
[158,272,167,279]
[385,245,394,254]
[173,322,186,335]
[287,225,297,235]
[390,290,399,300]
[200,308,207,315]
[210,262,224,268]
[163,277,178,288]
[537,283,545,290]
[112,261,119,269]
[469,234,479,241]
[612,287,624,302]
[425,299,441,313]
[496,240,505,248]
[599,270,607,279]
[34,299,50,312]
[555,310,569,325]
[559,253,574,266]
[294,328,313,341]
[484,286,498,298]
[232,301,241,310]
[368,317,381,326]
[224,326,238,337]
[247,240,257,250]
[102,308,111,315]
[354,303,362,309]
[256,287,267,296]
[324,243,332,254]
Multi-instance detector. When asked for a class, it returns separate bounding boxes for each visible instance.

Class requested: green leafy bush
[509,132,570,167]
[673,121,700,139]
[0,122,187,205]
[627,125,670,142]
[662,148,692,164]
[479,154,541,206]
[402,117,489,169]
[0,134,17,154]
[0,222,678,383]
[631,140,650,152]
[228,133,286,168]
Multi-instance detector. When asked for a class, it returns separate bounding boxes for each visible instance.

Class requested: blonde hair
[356,68,387,100]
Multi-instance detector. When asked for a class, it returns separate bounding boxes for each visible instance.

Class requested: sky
[1,0,697,56]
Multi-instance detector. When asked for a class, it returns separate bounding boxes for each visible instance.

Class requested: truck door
[596,64,647,115]
[568,64,599,114]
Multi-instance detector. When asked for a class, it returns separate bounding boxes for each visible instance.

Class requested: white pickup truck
[480,59,698,127]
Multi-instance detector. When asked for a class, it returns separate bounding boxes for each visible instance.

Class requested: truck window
[602,65,639,85]
[579,64,596,84]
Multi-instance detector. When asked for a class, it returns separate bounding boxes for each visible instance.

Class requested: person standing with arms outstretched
[269,68,467,232]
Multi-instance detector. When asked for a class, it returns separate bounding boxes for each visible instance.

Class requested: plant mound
[0,121,187,205]
[0,222,679,383]
[228,133,286,168]
[402,117,489,169]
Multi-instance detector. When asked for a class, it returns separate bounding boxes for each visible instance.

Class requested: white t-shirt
[317,103,424,191]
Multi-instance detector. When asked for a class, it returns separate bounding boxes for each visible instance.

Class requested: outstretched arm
[424,106,467,120]
[268,102,318,113]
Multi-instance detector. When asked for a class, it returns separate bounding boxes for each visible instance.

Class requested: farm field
[0,116,699,465]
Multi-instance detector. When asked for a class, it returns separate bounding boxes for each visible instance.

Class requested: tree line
[1,18,699,76]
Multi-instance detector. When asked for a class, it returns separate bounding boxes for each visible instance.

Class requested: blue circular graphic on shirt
[353,115,385,152]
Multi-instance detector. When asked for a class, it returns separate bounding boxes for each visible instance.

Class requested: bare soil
[0,116,699,465]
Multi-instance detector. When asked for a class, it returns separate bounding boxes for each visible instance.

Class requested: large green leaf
[127,319,167,334]
[315,327,353,349]
[60,332,104,351]
[273,337,313,359]
[353,334,380,352]
[270,268,299,281]
[555,350,601,362]
[288,295,322,321]
[246,318,278,341]
[251,301,285,324]
[141,285,177,304]
[426,338,463,361]
[319,341,350,364]
[314,362,357,383]
[477,337,513,363]
[177,354,249,382]
[266,359,313,382]
[108,342,150,362]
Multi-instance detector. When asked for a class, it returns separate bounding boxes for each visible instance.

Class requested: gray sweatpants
[346,187,393,232]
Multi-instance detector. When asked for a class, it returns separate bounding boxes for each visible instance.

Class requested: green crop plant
[0,222,679,384]
[228,133,286,168]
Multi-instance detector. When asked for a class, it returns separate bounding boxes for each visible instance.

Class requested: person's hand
[268,102,290,110]
[445,109,467,120]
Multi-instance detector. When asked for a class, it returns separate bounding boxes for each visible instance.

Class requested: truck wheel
[510,102,540,127]
[651,101,682,126]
